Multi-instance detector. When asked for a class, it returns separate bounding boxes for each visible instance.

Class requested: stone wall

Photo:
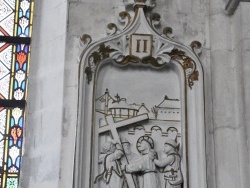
[19,0,68,188]
[20,0,250,188]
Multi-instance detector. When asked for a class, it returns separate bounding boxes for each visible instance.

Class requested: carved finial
[164,95,169,100]
[134,0,156,11]
[106,23,118,36]
[119,11,131,29]
[190,41,202,56]
[150,13,161,23]
[135,0,147,2]
[80,34,92,44]
[163,27,174,39]
[80,34,92,48]
[114,94,121,102]
[150,13,161,31]
[78,34,92,63]
[134,0,147,11]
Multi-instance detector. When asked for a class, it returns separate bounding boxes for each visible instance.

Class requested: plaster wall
[19,0,250,188]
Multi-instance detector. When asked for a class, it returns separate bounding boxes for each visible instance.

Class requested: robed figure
[123,136,159,188]
[95,140,125,188]
[121,139,140,188]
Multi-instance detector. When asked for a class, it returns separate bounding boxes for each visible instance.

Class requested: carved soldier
[122,136,159,188]
[153,139,183,188]
[121,139,140,188]
[95,140,125,188]
[121,138,139,163]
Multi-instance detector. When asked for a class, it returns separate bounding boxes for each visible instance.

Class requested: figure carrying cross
[95,114,149,188]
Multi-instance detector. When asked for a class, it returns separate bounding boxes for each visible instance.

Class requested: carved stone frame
[74,3,207,188]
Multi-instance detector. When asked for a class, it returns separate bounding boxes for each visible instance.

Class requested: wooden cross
[99,114,149,188]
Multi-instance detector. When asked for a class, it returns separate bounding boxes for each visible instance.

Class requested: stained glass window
[0,0,34,187]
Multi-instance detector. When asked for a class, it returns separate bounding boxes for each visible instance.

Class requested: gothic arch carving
[74,1,206,188]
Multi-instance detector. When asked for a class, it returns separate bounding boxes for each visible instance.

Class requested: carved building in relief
[74,0,206,188]
[94,89,182,188]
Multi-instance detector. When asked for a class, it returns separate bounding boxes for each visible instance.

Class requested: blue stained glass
[15,157,20,168]
[7,158,12,167]
[24,45,28,53]
[9,139,13,147]
[14,80,18,89]
[21,81,25,90]
[19,11,23,18]
[23,63,27,71]
[17,45,21,52]
[25,10,29,17]
[15,63,19,71]
[18,117,23,126]
[19,120,23,127]
[17,27,22,36]
[17,140,21,148]
[10,118,15,127]
[26,11,30,18]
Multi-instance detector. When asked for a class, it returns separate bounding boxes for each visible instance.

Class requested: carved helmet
[164,139,178,149]
[121,138,130,144]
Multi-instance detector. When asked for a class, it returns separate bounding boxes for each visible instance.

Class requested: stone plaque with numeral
[130,34,153,58]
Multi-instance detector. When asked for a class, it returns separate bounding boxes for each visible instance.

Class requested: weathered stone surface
[214,128,240,187]
[20,0,67,188]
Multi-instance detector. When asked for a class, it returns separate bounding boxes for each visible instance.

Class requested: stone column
[209,0,249,187]
[236,3,250,187]
[20,0,68,188]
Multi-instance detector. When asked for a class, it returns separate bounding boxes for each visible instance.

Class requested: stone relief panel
[74,1,206,188]
[93,64,183,188]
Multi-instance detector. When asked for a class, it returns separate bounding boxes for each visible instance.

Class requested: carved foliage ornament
[77,1,206,188]
[81,2,202,89]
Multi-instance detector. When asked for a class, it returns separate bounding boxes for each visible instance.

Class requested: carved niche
[74,1,207,188]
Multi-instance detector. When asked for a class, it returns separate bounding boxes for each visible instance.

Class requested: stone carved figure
[121,139,140,188]
[94,140,125,188]
[123,136,159,188]
[95,90,184,188]
[153,139,183,188]
[121,138,139,163]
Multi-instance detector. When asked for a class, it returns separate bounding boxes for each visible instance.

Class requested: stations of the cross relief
[94,88,183,188]
[75,1,206,188]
